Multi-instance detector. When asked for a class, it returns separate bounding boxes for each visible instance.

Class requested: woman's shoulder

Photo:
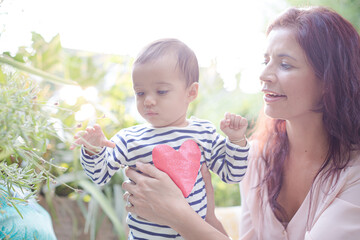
[342,149,360,182]
[248,140,265,168]
[349,149,360,167]
[242,140,265,189]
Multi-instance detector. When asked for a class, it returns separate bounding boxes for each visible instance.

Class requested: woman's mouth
[263,92,287,103]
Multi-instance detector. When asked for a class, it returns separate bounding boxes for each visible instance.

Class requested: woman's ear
[187,82,199,102]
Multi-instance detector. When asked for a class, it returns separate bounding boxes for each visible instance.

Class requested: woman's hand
[123,162,231,240]
[122,162,189,226]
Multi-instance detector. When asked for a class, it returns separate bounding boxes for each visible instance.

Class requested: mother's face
[260,28,323,123]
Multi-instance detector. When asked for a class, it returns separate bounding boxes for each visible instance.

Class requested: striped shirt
[80,117,249,239]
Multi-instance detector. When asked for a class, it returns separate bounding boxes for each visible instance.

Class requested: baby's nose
[144,95,156,106]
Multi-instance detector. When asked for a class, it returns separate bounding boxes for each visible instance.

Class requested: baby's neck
[151,119,190,128]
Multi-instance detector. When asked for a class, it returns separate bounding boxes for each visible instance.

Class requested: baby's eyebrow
[155,81,172,85]
[155,82,173,87]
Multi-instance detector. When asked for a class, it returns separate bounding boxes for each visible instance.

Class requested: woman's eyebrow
[277,53,297,61]
[264,53,297,61]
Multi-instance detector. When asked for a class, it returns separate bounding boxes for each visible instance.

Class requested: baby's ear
[187,82,199,102]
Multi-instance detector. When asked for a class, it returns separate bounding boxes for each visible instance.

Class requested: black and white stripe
[80,117,249,239]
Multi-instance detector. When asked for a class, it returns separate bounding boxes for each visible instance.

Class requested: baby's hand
[70,124,115,155]
[220,112,248,147]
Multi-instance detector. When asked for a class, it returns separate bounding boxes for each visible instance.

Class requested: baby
[71,38,249,239]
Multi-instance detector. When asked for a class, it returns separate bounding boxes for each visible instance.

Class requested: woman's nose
[259,64,276,84]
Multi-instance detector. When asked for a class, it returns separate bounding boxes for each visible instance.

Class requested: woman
[122,6,360,240]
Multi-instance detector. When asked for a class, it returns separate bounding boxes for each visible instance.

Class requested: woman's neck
[274,115,330,225]
[286,115,330,165]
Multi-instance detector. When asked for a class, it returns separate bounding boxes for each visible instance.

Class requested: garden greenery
[0,71,67,217]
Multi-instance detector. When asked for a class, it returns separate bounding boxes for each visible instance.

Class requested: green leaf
[10,200,24,219]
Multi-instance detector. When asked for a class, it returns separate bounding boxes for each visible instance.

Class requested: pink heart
[152,139,201,197]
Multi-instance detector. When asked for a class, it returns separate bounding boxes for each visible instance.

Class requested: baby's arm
[71,124,124,186]
[220,112,248,147]
[205,113,249,183]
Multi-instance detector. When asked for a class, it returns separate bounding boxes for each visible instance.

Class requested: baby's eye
[136,92,144,96]
[157,90,168,95]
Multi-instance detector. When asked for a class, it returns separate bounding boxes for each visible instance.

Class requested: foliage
[0,70,68,217]
[286,0,360,31]
[1,32,131,239]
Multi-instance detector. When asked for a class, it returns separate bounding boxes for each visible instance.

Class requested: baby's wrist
[229,135,247,143]
[228,135,247,147]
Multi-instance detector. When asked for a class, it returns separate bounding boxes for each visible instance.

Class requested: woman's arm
[122,162,231,240]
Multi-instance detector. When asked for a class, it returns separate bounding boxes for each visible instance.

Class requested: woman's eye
[157,90,168,95]
[281,63,292,70]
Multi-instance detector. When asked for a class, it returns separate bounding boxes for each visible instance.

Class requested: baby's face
[132,55,192,128]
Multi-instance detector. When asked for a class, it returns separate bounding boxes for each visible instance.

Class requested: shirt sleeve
[207,130,249,183]
[305,178,360,240]
[80,131,129,186]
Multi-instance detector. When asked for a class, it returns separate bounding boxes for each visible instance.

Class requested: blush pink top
[239,148,360,240]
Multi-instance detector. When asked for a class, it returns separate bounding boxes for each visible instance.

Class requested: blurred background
[0,0,359,239]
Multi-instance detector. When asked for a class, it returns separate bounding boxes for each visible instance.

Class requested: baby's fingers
[238,117,248,129]
[225,113,248,129]
[220,118,230,130]
[104,140,116,148]
[70,138,84,150]
[86,126,96,134]
[232,116,243,129]
[231,116,248,129]
[225,113,237,128]
[74,130,87,138]
[71,131,87,149]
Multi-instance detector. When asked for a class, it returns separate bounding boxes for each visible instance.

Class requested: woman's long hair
[252,6,360,223]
